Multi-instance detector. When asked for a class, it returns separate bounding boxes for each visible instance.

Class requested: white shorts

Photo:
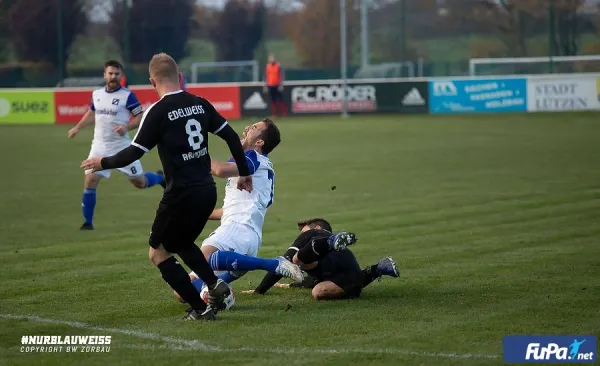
[85,143,144,179]
[201,223,261,257]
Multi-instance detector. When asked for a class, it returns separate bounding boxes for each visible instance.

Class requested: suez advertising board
[0,90,55,124]
[54,85,241,124]
[237,82,428,116]
[527,76,600,112]
[429,78,527,114]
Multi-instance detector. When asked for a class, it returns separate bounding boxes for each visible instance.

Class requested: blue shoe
[327,232,357,251]
[376,257,400,278]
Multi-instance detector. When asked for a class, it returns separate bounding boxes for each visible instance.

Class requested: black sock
[157,257,206,311]
[297,237,331,264]
[361,264,380,288]
[177,244,218,288]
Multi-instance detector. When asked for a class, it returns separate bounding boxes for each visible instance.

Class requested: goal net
[190,61,259,84]
[469,55,600,76]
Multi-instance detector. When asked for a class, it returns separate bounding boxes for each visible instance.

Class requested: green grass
[1,113,599,365]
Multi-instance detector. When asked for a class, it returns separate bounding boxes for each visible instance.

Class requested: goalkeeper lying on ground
[242,218,400,300]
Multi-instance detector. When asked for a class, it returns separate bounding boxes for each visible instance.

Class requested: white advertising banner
[527,76,600,112]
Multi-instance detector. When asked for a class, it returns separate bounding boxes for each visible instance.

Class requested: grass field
[0,113,599,365]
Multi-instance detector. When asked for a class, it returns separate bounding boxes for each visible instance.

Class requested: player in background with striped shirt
[68,60,165,230]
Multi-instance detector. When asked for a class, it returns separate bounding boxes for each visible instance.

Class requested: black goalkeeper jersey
[254,229,361,293]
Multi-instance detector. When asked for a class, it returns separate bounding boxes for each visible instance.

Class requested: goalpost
[190,60,260,83]
[469,55,600,76]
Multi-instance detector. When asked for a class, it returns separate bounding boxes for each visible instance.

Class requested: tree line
[0,0,266,72]
[0,0,597,73]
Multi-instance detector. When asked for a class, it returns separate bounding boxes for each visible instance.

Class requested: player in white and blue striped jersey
[173,119,307,303]
[68,60,165,230]
[199,119,295,279]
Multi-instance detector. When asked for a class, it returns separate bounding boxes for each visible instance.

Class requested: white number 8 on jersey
[185,119,204,150]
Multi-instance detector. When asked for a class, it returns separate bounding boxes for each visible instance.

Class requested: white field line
[1,314,500,360]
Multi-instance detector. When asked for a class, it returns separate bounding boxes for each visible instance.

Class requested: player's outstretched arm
[80,145,145,172]
[68,109,95,138]
[248,272,284,295]
[211,161,240,178]
[215,125,252,192]
[241,282,289,294]
[86,102,160,171]
[212,150,262,178]
[100,145,145,169]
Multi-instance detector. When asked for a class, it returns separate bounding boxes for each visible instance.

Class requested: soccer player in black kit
[81,53,253,321]
[247,218,400,299]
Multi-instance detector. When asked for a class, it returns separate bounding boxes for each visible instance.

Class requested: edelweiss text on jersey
[167,105,206,121]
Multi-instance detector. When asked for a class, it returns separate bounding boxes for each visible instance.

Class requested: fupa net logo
[504,335,597,363]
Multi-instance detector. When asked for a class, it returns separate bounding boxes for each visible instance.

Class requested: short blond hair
[149,53,179,82]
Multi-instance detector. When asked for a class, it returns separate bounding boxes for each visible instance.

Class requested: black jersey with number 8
[132,90,228,194]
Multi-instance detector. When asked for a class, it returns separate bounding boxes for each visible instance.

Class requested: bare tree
[0,0,18,62]
[209,0,265,62]
[551,0,585,56]
[454,0,586,58]
[109,0,195,63]
[9,0,87,71]
[284,0,358,68]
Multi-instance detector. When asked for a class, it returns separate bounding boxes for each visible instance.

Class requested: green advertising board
[0,90,55,124]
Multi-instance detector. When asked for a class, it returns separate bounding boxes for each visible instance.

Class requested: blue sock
[191,272,241,293]
[209,251,278,273]
[82,188,96,224]
[143,172,164,188]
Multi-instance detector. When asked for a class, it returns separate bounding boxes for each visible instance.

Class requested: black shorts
[149,186,217,253]
[319,250,363,298]
[268,86,282,102]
